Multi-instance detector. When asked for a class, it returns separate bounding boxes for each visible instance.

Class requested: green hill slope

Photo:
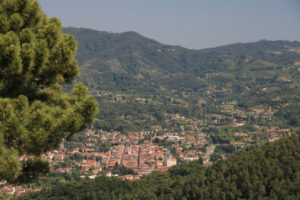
[64,27,300,92]
[62,27,300,132]
[20,135,300,200]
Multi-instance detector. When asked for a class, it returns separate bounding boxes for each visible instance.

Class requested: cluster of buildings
[42,130,209,179]
[267,128,292,142]
[106,142,176,177]
[0,181,40,199]
[0,126,291,198]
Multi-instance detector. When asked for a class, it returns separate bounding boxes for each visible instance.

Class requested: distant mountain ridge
[64,27,300,68]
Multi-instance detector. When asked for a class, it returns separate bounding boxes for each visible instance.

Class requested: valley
[1,27,300,199]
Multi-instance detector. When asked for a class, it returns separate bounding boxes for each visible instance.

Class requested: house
[233,121,246,127]
[235,132,248,137]
[164,157,177,167]
[269,138,280,143]
[106,171,112,177]
[121,174,134,180]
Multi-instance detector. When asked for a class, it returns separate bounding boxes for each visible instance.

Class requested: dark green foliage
[69,153,83,161]
[0,0,98,183]
[20,135,300,199]
[275,104,300,127]
[153,137,175,147]
[111,165,137,176]
[211,135,230,144]
[13,159,50,184]
[215,144,236,154]
[98,142,113,152]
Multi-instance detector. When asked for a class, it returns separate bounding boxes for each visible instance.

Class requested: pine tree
[0,0,98,183]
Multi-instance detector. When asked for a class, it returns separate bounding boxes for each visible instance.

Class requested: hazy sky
[38,0,300,49]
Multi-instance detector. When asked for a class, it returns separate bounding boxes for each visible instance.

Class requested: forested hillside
[62,27,300,133]
[64,27,300,93]
[20,135,300,200]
